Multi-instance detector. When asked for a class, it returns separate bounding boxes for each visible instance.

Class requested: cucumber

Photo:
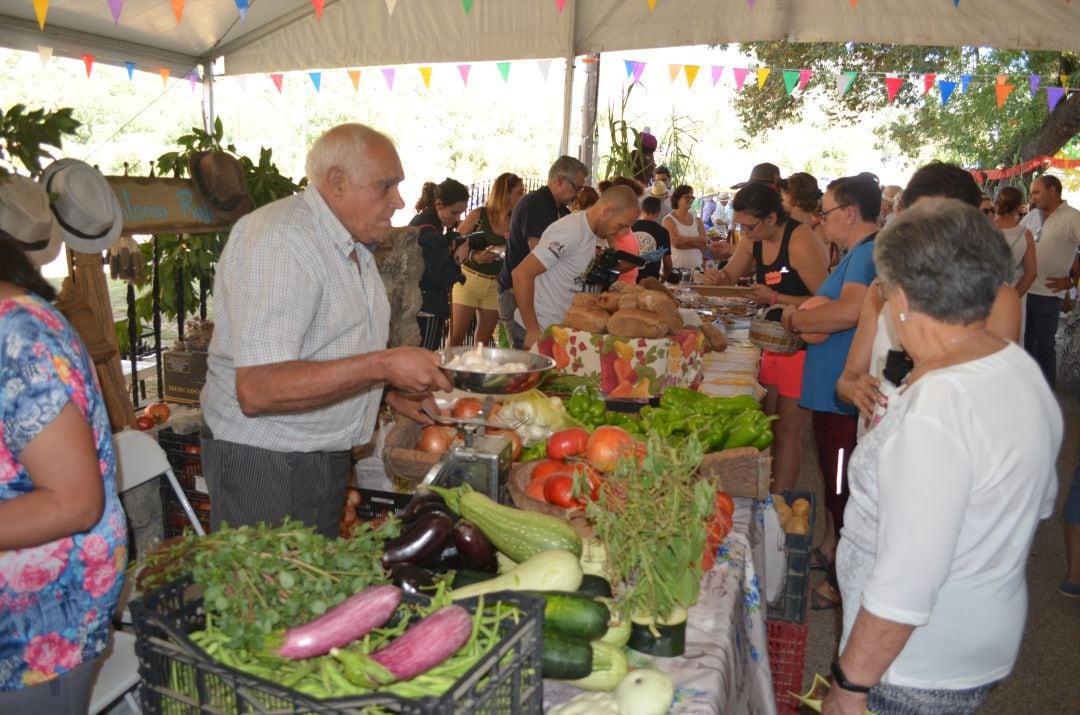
[433,485,582,563]
[526,591,610,641]
[576,574,613,599]
[450,549,583,600]
[541,630,593,680]
[628,608,688,658]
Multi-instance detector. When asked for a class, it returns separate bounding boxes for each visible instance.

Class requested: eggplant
[451,519,498,572]
[402,493,457,524]
[427,541,463,571]
[388,563,436,597]
[381,511,455,570]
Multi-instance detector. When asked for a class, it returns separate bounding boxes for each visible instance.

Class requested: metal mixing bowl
[438,346,556,394]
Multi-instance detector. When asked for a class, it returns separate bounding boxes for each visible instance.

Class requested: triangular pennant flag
[123,61,135,80]
[782,70,800,95]
[497,62,511,83]
[756,67,771,90]
[711,66,724,86]
[556,0,568,13]
[923,73,936,94]
[462,0,474,16]
[748,0,756,7]
[953,0,960,6]
[312,0,325,19]
[309,72,321,92]
[648,0,658,11]
[270,73,283,93]
[235,0,248,21]
[1062,74,1071,87]
[159,67,169,88]
[732,68,750,91]
[419,66,432,88]
[631,61,645,83]
[1047,86,1066,112]
[996,82,1014,108]
[33,0,48,30]
[171,0,184,24]
[668,64,683,84]
[624,59,635,79]
[537,59,553,81]
[797,69,812,91]
[187,71,199,92]
[885,76,904,102]
[348,70,361,91]
[1029,74,1040,96]
[385,0,397,16]
[458,64,471,85]
[684,65,700,88]
[939,80,957,106]
[850,0,857,6]
[382,68,395,90]
[82,53,94,78]
[38,46,53,68]
[996,74,1007,85]
[960,74,973,93]
[835,70,857,96]
[107,0,123,25]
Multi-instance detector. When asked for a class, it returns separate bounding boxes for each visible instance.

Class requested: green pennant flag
[782,70,800,95]
[497,61,511,82]
[835,70,857,96]
[462,0,474,16]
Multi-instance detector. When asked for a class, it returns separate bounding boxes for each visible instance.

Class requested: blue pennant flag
[960,74,973,93]
[124,61,135,81]
[939,80,957,106]
[309,72,321,92]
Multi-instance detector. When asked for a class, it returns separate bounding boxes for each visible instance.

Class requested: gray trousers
[201,427,351,538]
[497,289,522,349]
[0,655,99,713]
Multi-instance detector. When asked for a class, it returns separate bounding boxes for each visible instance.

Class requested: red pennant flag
[270,73,283,93]
[556,0,568,13]
[885,76,904,102]
[923,74,936,94]
[797,69,812,91]
[82,53,95,78]
[312,0,325,19]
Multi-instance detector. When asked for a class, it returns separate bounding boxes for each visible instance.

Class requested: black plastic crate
[355,488,413,523]
[161,483,211,538]
[157,427,204,493]
[130,575,544,714]
[766,490,816,623]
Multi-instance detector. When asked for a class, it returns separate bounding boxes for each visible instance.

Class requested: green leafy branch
[0,104,81,178]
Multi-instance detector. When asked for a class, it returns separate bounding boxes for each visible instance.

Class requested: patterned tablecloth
[543,501,777,714]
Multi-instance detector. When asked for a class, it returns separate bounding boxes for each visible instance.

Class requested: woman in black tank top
[701,183,830,496]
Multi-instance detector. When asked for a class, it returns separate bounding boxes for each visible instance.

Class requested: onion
[451,397,484,419]
[417,426,453,453]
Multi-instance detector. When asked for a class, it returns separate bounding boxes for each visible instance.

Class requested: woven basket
[749,309,803,355]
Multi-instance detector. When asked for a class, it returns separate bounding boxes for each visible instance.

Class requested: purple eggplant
[402,492,456,524]
[381,511,454,570]
[388,563,436,597]
[451,519,498,572]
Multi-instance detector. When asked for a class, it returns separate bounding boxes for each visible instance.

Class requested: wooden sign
[106,176,231,235]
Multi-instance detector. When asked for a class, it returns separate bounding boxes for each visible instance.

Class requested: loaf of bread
[596,292,623,313]
[700,323,728,352]
[571,293,600,309]
[617,292,640,310]
[638,289,680,316]
[563,306,610,333]
[607,309,669,339]
[637,277,677,303]
[661,310,684,335]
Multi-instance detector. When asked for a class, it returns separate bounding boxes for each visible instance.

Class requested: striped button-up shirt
[202,186,390,452]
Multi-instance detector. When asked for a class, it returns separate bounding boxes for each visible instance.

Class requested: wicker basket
[749,309,803,355]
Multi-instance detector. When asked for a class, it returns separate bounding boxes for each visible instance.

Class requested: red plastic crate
[768,617,809,714]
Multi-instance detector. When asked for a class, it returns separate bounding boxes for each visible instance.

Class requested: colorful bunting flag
[684,65,700,88]
[923,73,936,94]
[235,0,248,21]
[1062,74,1071,87]
[382,68,395,90]
[462,0,474,16]
[631,61,645,83]
[668,65,682,84]
[385,0,398,16]
[835,71,857,96]
[624,60,634,79]
[270,73,283,93]
[309,72,321,92]
[171,0,184,24]
[556,0,568,14]
[756,67,770,90]
[648,0,658,11]
[107,0,123,25]
[850,0,857,6]
[187,71,199,92]
[1047,86,1066,112]
[939,80,957,106]
[458,64,471,85]
[782,70,800,95]
[537,59,553,82]
[711,66,724,87]
[348,70,361,91]
[159,67,169,88]
[312,0,325,19]
[419,67,432,88]
[497,62,511,83]
[996,82,1014,108]
[960,74,973,93]
[885,76,904,102]
[732,68,750,91]
[82,54,94,78]
[38,45,53,68]
[33,0,48,30]
[797,69,812,91]
[1029,74,1040,96]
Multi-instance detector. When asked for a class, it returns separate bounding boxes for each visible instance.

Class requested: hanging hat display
[0,174,62,267]
[41,158,123,254]
[188,150,254,222]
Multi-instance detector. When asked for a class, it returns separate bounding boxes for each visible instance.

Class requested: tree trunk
[1019,92,1080,162]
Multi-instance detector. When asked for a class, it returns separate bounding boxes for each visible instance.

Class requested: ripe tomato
[182,444,201,456]
[566,462,602,500]
[707,509,734,544]
[547,428,591,460]
[134,415,155,431]
[714,491,735,517]
[451,397,484,419]
[585,425,635,472]
[530,459,568,483]
[525,477,550,502]
[488,428,522,461]
[145,402,171,424]
[543,475,585,509]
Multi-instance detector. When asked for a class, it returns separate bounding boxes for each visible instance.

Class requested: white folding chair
[89,429,207,714]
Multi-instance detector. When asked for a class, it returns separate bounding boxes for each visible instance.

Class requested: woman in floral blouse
[0,233,127,709]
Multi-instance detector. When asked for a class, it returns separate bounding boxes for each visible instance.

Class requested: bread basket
[749,307,804,355]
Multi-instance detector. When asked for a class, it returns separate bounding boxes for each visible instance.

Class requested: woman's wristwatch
[831,660,874,694]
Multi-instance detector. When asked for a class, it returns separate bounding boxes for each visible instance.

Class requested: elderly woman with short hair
[822,199,1061,715]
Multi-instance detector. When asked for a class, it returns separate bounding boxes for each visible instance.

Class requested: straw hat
[649,180,669,198]
[41,158,123,254]
[0,174,62,267]
[188,150,254,222]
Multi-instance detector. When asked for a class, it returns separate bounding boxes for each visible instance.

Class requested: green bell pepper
[658,386,709,411]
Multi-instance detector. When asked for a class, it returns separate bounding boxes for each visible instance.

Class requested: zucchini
[432,485,582,563]
[599,617,632,648]
[526,591,610,640]
[628,608,687,658]
[558,640,629,692]
[576,574,613,599]
[450,549,583,600]
[541,630,593,680]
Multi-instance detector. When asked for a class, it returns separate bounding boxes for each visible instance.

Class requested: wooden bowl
[507,461,595,539]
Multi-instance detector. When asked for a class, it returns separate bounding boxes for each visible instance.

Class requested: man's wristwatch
[831,660,874,694]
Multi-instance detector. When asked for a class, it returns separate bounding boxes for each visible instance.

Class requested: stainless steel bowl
[438,346,556,395]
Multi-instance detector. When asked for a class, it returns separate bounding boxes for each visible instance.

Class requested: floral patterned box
[535,325,705,399]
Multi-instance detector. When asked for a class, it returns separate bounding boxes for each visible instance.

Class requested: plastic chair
[89,429,207,714]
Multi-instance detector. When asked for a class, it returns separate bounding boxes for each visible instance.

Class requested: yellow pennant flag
[668,64,682,83]
[159,68,170,88]
[419,66,432,88]
[1060,73,1070,87]
[348,70,361,91]
[648,0,658,11]
[33,0,49,29]
[757,67,771,90]
[684,64,700,88]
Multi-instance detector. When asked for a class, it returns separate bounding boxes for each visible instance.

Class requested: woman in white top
[992,186,1037,296]
[823,199,1061,715]
[663,184,707,273]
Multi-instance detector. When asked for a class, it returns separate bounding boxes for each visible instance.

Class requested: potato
[787,515,809,535]
[792,498,811,517]
[771,494,787,509]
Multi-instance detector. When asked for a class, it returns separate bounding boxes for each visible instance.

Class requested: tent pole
[579,54,600,179]
[202,64,216,135]
[558,0,578,157]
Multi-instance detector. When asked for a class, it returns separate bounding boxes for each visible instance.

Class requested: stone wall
[373,225,423,348]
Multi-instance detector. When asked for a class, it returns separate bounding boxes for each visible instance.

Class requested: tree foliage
[728,42,1078,170]
[0,104,81,178]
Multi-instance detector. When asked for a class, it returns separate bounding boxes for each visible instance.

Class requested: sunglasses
[818,204,848,219]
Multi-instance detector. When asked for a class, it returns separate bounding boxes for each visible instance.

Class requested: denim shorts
[868,680,993,715]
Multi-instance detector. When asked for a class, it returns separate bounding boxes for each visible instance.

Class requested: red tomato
[566,462,602,500]
[525,477,549,502]
[451,397,484,419]
[134,415,155,431]
[547,428,591,460]
[488,428,522,461]
[182,444,201,456]
[145,402,171,424]
[707,509,734,544]
[543,475,584,509]
[585,425,635,472]
[530,459,568,483]
[714,491,735,518]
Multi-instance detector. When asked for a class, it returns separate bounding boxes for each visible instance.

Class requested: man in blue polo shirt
[498,156,588,347]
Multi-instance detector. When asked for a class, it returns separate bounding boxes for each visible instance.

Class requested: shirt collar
[303,185,365,263]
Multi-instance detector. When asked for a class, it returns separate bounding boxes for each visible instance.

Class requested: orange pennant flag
[33,0,49,29]
[996,83,1014,108]
[171,0,184,23]
[684,64,700,88]
[648,0,658,11]
[668,64,683,83]
[756,67,771,90]
[348,70,361,91]
[159,67,170,88]
[419,66,432,88]
[82,53,94,78]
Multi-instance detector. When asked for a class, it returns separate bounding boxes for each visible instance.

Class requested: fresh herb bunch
[585,433,717,623]
[137,518,397,649]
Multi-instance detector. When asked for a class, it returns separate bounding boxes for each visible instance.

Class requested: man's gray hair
[305,123,392,188]
[874,198,1010,325]
[547,155,588,184]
